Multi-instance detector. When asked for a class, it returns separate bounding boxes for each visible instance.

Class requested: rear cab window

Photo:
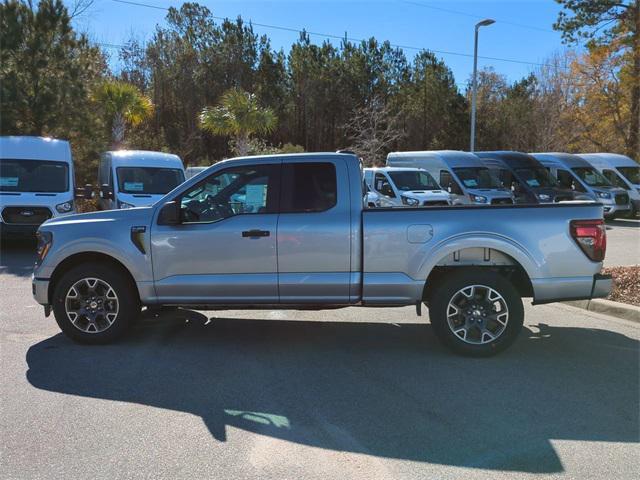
[280,162,337,213]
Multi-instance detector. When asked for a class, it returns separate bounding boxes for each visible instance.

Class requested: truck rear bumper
[532,273,612,305]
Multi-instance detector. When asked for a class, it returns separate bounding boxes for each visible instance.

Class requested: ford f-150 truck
[32,153,612,356]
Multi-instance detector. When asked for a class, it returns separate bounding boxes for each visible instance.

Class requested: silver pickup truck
[32,153,612,356]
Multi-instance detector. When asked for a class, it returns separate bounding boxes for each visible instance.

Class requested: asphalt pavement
[604,218,640,266]
[0,239,639,480]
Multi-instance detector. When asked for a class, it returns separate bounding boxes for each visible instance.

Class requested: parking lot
[0,222,638,480]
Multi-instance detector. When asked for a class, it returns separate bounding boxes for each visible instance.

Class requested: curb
[564,299,640,323]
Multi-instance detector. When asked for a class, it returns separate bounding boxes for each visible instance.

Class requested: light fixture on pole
[470,18,495,152]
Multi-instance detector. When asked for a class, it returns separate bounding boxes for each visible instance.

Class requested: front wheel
[52,264,140,344]
[428,269,524,357]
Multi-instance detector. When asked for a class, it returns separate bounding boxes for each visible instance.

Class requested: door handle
[242,229,270,238]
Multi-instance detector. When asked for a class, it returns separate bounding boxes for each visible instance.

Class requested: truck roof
[387,150,486,168]
[363,166,425,173]
[105,150,184,169]
[0,136,72,162]
[530,152,592,169]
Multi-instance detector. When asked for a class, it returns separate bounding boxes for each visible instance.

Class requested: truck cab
[532,153,631,219]
[386,150,514,205]
[475,151,576,204]
[363,167,451,207]
[98,150,186,210]
[0,136,82,238]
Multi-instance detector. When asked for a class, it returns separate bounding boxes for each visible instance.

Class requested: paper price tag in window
[245,184,267,209]
[124,182,144,191]
[0,177,19,187]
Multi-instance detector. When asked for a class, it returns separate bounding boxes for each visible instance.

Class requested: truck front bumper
[532,273,612,305]
[32,275,50,306]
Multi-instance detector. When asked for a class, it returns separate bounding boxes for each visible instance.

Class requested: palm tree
[93,80,153,148]
[199,88,277,156]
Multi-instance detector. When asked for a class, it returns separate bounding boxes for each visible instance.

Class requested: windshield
[514,167,558,188]
[117,167,185,194]
[453,167,502,189]
[388,170,440,190]
[617,166,640,185]
[571,167,610,187]
[0,159,69,192]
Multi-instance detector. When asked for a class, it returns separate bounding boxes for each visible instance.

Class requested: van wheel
[428,269,524,357]
[52,264,140,344]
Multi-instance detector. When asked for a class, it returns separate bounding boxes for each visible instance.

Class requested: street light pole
[470,18,495,152]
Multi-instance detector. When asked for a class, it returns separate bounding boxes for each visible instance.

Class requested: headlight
[597,192,611,199]
[35,231,53,265]
[537,194,551,202]
[118,201,135,209]
[55,201,73,213]
[471,194,488,204]
[401,196,420,206]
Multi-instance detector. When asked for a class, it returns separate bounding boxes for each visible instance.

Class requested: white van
[0,136,84,237]
[98,150,185,210]
[363,167,451,207]
[532,152,631,219]
[185,166,208,180]
[579,153,640,216]
[386,150,514,205]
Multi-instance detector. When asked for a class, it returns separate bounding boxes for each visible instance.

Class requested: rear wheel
[52,264,140,344]
[428,269,524,357]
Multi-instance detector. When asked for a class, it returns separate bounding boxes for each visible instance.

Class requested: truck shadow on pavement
[26,311,639,473]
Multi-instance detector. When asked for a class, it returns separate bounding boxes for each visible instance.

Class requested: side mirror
[75,184,94,200]
[100,184,113,200]
[158,201,180,226]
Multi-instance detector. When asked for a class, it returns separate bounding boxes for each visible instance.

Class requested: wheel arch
[48,252,140,304]
[420,242,536,304]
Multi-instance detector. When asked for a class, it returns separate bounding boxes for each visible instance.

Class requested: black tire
[427,268,524,357]
[52,263,140,344]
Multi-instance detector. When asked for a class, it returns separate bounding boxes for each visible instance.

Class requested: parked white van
[185,166,208,180]
[0,136,85,237]
[579,153,640,216]
[532,152,631,219]
[386,150,514,205]
[363,167,451,207]
[98,150,185,210]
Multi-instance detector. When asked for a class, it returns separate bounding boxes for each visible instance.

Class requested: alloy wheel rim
[65,278,119,333]
[446,284,508,345]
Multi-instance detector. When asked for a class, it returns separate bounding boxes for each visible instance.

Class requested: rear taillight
[570,219,606,262]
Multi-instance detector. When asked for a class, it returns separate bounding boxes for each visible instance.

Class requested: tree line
[1,0,637,184]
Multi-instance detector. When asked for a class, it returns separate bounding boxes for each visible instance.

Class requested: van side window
[280,162,337,213]
[180,164,279,223]
[556,169,585,192]
[439,170,462,195]
[375,173,395,197]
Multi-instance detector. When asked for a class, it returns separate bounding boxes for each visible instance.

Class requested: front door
[151,162,281,304]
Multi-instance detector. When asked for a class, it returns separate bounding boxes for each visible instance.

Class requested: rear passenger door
[277,159,352,303]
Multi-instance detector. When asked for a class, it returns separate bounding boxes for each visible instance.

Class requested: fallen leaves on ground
[603,266,640,306]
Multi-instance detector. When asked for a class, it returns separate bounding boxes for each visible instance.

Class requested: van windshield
[571,167,610,187]
[0,159,69,192]
[617,166,640,185]
[514,167,558,188]
[453,167,502,189]
[388,170,440,190]
[117,167,185,194]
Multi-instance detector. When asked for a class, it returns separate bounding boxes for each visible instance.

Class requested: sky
[70,0,572,87]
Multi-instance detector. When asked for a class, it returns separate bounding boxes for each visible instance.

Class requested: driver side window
[375,173,395,198]
[180,164,278,224]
